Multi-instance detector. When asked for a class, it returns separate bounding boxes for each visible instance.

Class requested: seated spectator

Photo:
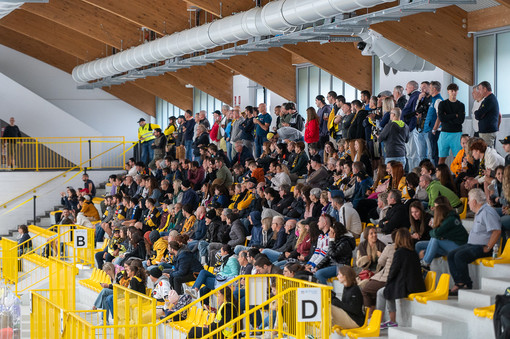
[377,229,425,329]
[274,220,311,267]
[149,267,171,302]
[416,204,468,269]
[164,241,204,295]
[464,138,505,193]
[17,225,32,255]
[233,141,253,167]
[186,244,240,299]
[305,214,332,270]
[248,161,265,184]
[118,229,146,266]
[289,141,309,181]
[181,180,199,211]
[361,231,396,318]
[307,155,329,188]
[378,190,409,243]
[356,226,386,286]
[448,188,501,295]
[187,288,238,339]
[96,227,125,269]
[60,187,78,213]
[303,188,322,219]
[332,194,362,239]
[188,161,205,191]
[144,230,168,269]
[314,222,355,284]
[331,266,365,329]
[352,170,373,209]
[76,195,100,227]
[283,183,305,219]
[409,200,432,245]
[420,174,462,213]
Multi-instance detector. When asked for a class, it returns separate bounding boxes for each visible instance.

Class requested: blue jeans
[385,156,406,168]
[94,288,113,313]
[234,245,251,255]
[501,215,510,250]
[105,294,114,321]
[447,244,485,287]
[95,224,105,245]
[185,139,193,160]
[192,270,216,291]
[416,238,460,265]
[255,135,265,158]
[315,265,338,284]
[140,141,153,165]
[226,141,232,161]
[426,131,440,165]
[261,249,282,263]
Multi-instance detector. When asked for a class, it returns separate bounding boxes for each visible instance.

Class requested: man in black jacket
[378,190,409,244]
[345,100,368,159]
[274,184,295,214]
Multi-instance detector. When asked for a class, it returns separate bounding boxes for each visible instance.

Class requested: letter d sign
[74,229,88,248]
[297,288,322,322]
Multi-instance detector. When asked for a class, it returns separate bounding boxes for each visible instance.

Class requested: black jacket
[276,230,297,254]
[206,220,230,244]
[274,194,295,214]
[346,109,368,140]
[192,133,210,157]
[170,248,203,278]
[316,235,356,270]
[332,285,365,326]
[380,202,410,235]
[384,247,426,300]
[283,198,305,219]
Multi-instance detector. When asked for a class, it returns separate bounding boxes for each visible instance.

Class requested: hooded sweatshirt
[249,211,262,247]
[378,120,409,158]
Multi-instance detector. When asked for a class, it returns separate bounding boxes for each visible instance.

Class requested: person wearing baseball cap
[307,154,329,188]
[149,267,171,302]
[500,136,510,166]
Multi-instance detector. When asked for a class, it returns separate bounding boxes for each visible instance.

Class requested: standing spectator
[475,81,499,147]
[304,107,320,144]
[253,103,272,158]
[230,108,245,158]
[423,81,443,165]
[393,85,407,110]
[448,189,501,294]
[379,108,409,166]
[316,95,332,147]
[471,85,482,137]
[240,106,255,155]
[209,110,223,146]
[82,173,96,197]
[437,83,465,164]
[401,81,421,171]
[2,117,22,170]
[192,125,209,163]
[148,128,166,171]
[137,118,160,165]
[182,110,196,161]
[345,100,368,160]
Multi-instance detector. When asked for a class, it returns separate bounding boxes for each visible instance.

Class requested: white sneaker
[185,288,198,299]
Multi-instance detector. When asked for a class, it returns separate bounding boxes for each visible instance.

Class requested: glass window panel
[320,69,331,96]
[374,56,380,97]
[453,77,470,116]
[297,67,309,115]
[308,67,320,106]
[497,32,510,115]
[344,83,356,102]
[332,77,343,97]
[193,89,201,113]
[215,98,223,111]
[477,35,495,86]
[208,95,215,114]
[200,91,208,112]
[256,88,265,105]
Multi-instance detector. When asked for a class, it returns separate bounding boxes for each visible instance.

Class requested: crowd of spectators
[51,79,510,332]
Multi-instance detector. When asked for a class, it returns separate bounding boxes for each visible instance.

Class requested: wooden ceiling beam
[217,48,296,101]
[372,6,473,85]
[183,0,260,18]
[283,42,372,91]
[21,0,141,50]
[495,0,510,9]
[0,27,156,116]
[468,5,510,32]
[1,11,193,111]
[80,0,190,36]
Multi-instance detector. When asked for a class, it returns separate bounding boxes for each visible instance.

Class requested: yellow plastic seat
[356,238,360,246]
[169,306,197,330]
[343,309,382,338]
[92,197,104,204]
[290,186,295,192]
[415,273,450,304]
[409,271,436,300]
[482,240,509,267]
[333,312,369,336]
[459,197,468,219]
[474,304,495,319]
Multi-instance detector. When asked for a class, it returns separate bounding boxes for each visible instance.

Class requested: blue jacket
[271,227,288,251]
[475,93,499,133]
[181,189,199,210]
[379,111,391,129]
[423,93,443,133]
[352,177,374,209]
[402,90,420,132]
[170,249,203,278]
[249,211,262,247]
[191,217,207,240]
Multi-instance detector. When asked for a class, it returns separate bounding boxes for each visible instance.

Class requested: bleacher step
[458,289,496,308]
[388,327,442,339]
[411,314,467,338]
[481,277,510,294]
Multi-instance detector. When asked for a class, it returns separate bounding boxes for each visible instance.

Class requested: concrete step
[411,314,467,338]
[38,216,52,227]
[425,300,475,321]
[388,327,441,339]
[481,277,510,294]
[458,289,496,308]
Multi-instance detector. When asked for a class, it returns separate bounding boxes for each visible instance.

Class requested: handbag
[358,269,375,281]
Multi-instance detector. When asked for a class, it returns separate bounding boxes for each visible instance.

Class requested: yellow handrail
[0,140,124,209]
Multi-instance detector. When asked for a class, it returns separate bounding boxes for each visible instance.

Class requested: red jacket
[209,122,220,142]
[304,119,320,144]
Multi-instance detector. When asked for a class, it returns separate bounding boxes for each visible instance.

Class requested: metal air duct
[358,29,436,72]
[72,0,396,84]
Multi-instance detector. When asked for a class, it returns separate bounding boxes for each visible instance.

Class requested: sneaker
[185,288,198,299]
[380,320,398,329]
[420,260,430,271]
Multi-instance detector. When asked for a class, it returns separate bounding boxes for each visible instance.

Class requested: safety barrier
[0,136,128,171]
[48,257,77,310]
[1,226,91,295]
[44,274,332,339]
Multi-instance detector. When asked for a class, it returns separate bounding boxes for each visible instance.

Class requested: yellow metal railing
[0,136,127,171]
[1,226,91,295]
[35,274,332,339]
[48,257,77,310]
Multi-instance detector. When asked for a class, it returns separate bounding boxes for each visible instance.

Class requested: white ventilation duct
[0,2,23,19]
[72,0,396,83]
[359,29,435,72]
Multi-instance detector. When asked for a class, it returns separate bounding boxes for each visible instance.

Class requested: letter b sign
[297,288,322,322]
[74,229,88,248]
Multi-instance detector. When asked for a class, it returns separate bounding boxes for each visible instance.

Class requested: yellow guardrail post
[123,136,126,169]
[35,137,39,172]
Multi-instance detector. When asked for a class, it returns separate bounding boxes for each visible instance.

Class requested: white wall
[233,75,257,108]
[0,44,150,141]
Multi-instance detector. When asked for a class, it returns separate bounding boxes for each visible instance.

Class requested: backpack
[292,113,305,131]
[494,287,510,339]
